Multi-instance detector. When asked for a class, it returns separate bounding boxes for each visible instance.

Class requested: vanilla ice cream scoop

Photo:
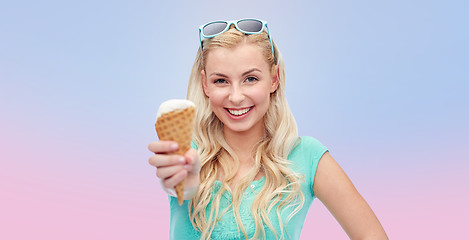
[157,99,195,119]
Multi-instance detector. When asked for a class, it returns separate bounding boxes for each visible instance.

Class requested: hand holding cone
[155,99,196,205]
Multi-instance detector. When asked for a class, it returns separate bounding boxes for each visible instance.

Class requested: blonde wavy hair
[186,26,304,239]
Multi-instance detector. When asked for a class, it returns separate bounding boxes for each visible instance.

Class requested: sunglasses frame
[198,18,276,63]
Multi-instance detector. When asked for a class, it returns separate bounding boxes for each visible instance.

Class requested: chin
[223,124,250,133]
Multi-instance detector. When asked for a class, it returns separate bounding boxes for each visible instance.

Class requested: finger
[185,148,200,173]
[148,154,186,167]
[183,163,192,172]
[147,141,178,154]
[156,164,185,179]
[185,149,198,165]
[161,170,188,189]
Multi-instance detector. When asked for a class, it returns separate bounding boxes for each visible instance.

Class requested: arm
[313,152,388,240]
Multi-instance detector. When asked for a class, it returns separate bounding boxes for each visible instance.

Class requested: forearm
[161,184,199,200]
[160,174,200,200]
[327,193,388,240]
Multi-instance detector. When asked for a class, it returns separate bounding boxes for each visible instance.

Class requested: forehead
[204,43,269,73]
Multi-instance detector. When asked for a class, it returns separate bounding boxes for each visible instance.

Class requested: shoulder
[288,136,329,197]
[289,136,328,160]
[288,136,329,177]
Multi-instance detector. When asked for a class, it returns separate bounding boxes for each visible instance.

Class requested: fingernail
[184,164,191,170]
[179,157,185,163]
[170,143,178,150]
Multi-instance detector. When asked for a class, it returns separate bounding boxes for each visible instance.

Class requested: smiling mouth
[226,107,253,116]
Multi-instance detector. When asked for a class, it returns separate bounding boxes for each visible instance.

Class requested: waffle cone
[155,106,195,205]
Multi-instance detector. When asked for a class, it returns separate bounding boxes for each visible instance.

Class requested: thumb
[185,148,198,165]
[185,148,200,173]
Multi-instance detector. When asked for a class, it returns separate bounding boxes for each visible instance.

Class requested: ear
[201,69,209,97]
[270,65,279,93]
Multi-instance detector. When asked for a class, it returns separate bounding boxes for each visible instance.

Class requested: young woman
[148,19,388,240]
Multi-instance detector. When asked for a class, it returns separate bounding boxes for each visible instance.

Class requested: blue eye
[214,79,227,84]
[245,76,258,83]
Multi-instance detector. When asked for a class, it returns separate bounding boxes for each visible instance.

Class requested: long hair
[186,26,304,239]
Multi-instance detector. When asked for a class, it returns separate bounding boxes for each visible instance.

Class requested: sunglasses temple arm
[199,29,204,52]
[265,24,276,64]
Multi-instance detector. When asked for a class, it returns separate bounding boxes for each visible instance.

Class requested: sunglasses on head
[198,18,276,62]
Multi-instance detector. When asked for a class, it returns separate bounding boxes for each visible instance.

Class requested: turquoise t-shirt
[168,136,328,239]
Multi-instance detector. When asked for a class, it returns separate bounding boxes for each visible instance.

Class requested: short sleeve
[304,137,328,197]
[288,136,328,198]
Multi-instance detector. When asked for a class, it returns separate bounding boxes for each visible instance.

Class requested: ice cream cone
[155,99,196,205]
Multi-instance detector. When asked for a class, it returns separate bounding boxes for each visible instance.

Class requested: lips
[226,107,252,116]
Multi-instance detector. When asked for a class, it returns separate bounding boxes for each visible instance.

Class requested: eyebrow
[209,72,229,78]
[209,68,262,78]
[242,68,262,76]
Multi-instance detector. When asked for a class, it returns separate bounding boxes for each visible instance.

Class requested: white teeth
[228,107,251,116]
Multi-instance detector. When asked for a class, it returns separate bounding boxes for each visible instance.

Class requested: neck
[223,121,265,162]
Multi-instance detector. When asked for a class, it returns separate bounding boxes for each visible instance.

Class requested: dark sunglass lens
[237,20,263,33]
[203,22,228,36]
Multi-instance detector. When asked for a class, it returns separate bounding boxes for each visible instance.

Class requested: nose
[228,85,245,105]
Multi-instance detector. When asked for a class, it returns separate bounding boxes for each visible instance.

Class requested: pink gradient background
[1,0,468,239]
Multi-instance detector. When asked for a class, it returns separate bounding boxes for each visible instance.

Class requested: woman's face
[202,42,278,136]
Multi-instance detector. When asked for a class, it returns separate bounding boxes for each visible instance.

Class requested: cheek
[208,92,229,120]
[249,86,271,105]
[206,88,227,107]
